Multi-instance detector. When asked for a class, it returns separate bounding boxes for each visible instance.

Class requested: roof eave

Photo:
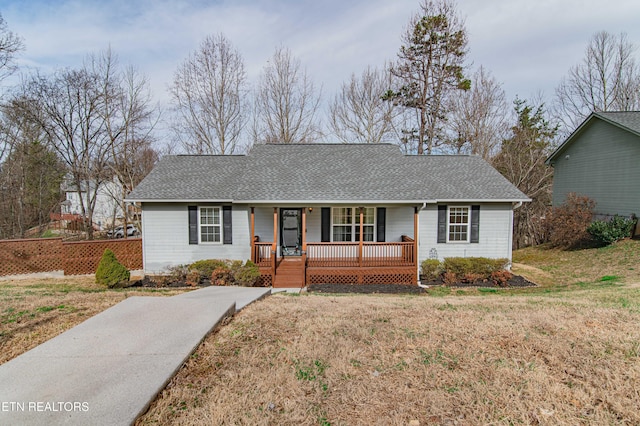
[126,198,531,204]
[546,111,640,165]
[125,198,234,203]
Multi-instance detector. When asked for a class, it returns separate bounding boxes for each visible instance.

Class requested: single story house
[546,111,640,235]
[126,143,529,287]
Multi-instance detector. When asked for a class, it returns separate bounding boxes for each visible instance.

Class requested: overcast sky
[2,0,640,139]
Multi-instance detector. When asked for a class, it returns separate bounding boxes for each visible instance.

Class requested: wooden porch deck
[253,239,417,288]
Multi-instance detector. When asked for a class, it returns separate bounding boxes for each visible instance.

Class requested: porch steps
[273,257,305,288]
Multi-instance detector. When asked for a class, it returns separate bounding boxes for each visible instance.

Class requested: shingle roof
[547,111,640,164]
[127,144,529,203]
[597,111,640,135]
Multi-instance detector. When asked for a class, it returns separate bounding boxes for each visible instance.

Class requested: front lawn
[136,240,640,425]
[513,239,640,287]
[137,286,640,425]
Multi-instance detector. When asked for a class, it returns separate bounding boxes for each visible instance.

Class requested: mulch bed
[129,276,212,288]
[308,275,536,294]
[130,275,537,293]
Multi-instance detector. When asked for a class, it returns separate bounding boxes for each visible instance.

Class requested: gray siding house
[546,112,640,235]
[127,144,529,287]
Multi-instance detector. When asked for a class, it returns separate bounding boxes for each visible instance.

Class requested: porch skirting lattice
[306,266,416,286]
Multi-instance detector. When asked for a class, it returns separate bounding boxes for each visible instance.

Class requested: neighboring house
[61,176,124,230]
[546,112,640,235]
[126,144,529,287]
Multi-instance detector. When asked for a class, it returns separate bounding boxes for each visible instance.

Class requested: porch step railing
[253,242,273,267]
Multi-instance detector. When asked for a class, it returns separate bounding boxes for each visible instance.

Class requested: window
[332,207,375,242]
[448,206,469,242]
[199,207,221,243]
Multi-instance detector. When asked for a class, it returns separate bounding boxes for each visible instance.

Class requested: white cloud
[2,0,640,139]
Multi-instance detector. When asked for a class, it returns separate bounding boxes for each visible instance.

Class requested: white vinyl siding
[419,203,513,263]
[141,203,250,274]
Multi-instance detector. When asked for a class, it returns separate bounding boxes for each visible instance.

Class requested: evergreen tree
[493,99,558,248]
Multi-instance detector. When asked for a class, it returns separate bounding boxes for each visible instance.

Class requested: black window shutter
[223,206,232,244]
[376,207,386,242]
[188,206,198,245]
[321,207,331,242]
[437,205,447,243]
[470,205,480,243]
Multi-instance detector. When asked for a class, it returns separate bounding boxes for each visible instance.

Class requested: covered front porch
[249,206,419,288]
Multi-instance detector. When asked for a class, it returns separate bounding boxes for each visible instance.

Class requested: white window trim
[447,205,470,243]
[198,206,222,244]
[330,207,376,242]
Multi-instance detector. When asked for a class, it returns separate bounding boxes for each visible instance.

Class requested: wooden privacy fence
[0,237,142,276]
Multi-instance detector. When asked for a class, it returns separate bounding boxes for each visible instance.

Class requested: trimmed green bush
[189,259,229,280]
[588,215,636,246]
[420,259,442,281]
[231,260,260,287]
[185,259,261,286]
[95,249,130,288]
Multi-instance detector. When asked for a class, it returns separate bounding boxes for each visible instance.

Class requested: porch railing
[306,241,415,268]
[253,242,273,267]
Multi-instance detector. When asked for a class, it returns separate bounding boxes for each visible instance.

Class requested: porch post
[358,207,364,268]
[272,207,278,254]
[414,206,419,282]
[301,208,307,252]
[250,207,255,262]
[302,208,307,286]
[272,208,278,281]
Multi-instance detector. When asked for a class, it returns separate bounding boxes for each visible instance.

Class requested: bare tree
[0,13,24,164]
[446,66,509,160]
[170,34,247,154]
[0,97,64,238]
[385,0,470,154]
[20,50,154,239]
[555,31,640,132]
[329,66,395,144]
[0,13,23,83]
[253,46,321,144]
[105,63,159,232]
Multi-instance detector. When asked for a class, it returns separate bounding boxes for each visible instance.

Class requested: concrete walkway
[0,286,271,425]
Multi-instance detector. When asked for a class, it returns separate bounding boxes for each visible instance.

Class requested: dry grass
[0,276,189,364]
[137,283,640,425]
[513,239,640,287]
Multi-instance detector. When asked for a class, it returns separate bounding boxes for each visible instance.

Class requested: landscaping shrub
[185,270,201,287]
[231,260,260,287]
[211,263,232,286]
[95,249,130,288]
[490,270,513,287]
[440,257,509,284]
[420,259,442,281]
[166,264,189,283]
[189,259,229,280]
[588,215,636,246]
[547,193,595,249]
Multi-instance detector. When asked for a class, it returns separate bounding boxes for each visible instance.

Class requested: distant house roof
[547,111,640,164]
[126,143,529,204]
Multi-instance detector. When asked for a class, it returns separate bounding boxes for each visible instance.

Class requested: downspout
[417,202,430,289]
